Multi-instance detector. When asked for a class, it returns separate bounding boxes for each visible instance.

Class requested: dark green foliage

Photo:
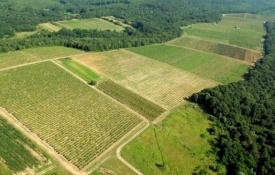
[191,21,275,175]
[98,80,165,120]
[0,117,41,172]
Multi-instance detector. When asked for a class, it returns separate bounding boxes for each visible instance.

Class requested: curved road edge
[116,120,150,175]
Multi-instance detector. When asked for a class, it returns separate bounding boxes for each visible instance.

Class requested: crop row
[0,117,42,172]
[98,79,166,121]
[0,62,141,169]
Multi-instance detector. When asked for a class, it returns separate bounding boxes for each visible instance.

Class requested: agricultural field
[0,46,85,69]
[98,79,165,121]
[39,23,61,32]
[127,45,250,84]
[56,57,102,82]
[55,18,124,31]
[0,62,141,170]
[75,50,219,109]
[182,13,265,52]
[0,116,47,174]
[168,37,262,63]
[121,103,221,175]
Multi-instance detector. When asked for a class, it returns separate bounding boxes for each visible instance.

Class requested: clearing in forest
[55,18,124,31]
[182,13,265,52]
[127,45,250,84]
[75,50,219,109]
[121,103,220,175]
[0,46,85,69]
[39,23,61,32]
[0,62,141,170]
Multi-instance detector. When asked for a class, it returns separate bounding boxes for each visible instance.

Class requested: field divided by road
[75,50,219,109]
[0,62,141,170]
[0,46,85,69]
[127,45,250,84]
[55,18,124,31]
[183,13,265,52]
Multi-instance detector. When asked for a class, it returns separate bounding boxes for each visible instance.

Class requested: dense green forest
[1,0,275,52]
[191,21,275,175]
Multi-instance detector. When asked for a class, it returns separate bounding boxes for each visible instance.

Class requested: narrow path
[0,53,87,72]
[0,108,84,175]
[38,166,55,175]
[53,61,149,174]
[116,120,149,175]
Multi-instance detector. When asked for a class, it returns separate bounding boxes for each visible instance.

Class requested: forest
[1,0,275,52]
[191,21,275,175]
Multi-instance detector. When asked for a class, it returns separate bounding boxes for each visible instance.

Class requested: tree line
[1,0,275,52]
[191,21,275,175]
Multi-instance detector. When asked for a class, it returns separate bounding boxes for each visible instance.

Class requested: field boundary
[52,61,151,173]
[0,53,87,72]
[0,107,83,175]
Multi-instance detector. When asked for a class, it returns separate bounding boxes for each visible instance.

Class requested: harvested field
[127,45,250,84]
[75,50,219,109]
[169,37,262,63]
[98,79,166,121]
[0,62,141,169]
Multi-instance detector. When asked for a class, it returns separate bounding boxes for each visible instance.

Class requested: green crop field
[76,50,218,109]
[0,46,85,69]
[127,45,250,84]
[98,80,166,121]
[55,18,124,31]
[182,14,265,52]
[0,117,47,174]
[0,62,141,169]
[56,57,102,82]
[168,37,262,63]
[121,103,220,175]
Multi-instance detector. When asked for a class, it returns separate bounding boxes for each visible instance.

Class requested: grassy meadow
[121,103,221,175]
[76,50,218,109]
[55,18,124,31]
[127,45,250,84]
[90,157,136,175]
[0,62,141,169]
[0,46,84,69]
[56,57,102,82]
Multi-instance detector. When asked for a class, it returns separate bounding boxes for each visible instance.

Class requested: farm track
[0,53,88,72]
[52,61,150,174]
[0,107,84,175]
